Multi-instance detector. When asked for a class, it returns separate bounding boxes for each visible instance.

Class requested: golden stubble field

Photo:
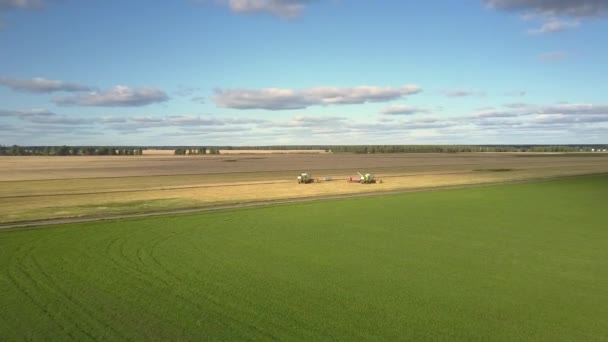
[1,153,607,224]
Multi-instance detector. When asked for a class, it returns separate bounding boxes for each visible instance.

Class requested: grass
[1,175,607,340]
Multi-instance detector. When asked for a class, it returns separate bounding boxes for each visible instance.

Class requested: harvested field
[218,149,328,154]
[141,149,175,155]
[1,153,607,224]
[2,152,607,181]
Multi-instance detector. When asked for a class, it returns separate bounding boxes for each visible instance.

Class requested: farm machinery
[348,172,377,184]
[297,172,315,184]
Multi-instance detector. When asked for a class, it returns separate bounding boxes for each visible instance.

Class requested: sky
[0,0,607,146]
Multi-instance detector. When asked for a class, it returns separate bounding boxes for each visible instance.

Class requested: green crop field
[1,175,607,340]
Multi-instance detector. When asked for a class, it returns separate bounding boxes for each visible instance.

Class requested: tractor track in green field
[1,172,606,231]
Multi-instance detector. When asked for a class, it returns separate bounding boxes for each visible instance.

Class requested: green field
[1,175,607,340]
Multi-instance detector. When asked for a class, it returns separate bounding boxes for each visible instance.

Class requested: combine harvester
[297,172,315,184]
[348,172,377,184]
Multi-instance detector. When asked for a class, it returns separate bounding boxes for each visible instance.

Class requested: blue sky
[1,0,607,145]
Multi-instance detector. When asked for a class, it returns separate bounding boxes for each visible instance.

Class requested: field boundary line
[1,172,606,231]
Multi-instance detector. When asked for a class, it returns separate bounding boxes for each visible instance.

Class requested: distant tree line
[182,145,607,153]
[180,145,608,153]
[174,147,220,155]
[0,145,143,156]
[325,145,606,153]
[2,144,607,156]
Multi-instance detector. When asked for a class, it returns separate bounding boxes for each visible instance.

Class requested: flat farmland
[1,176,607,340]
[1,153,608,224]
[5,153,608,181]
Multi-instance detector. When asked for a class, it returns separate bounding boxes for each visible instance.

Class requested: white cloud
[0,0,46,28]
[203,0,311,18]
[485,0,608,18]
[213,85,422,110]
[165,115,225,126]
[5,102,608,145]
[441,89,485,97]
[0,108,53,117]
[261,115,347,128]
[223,117,269,124]
[475,109,526,118]
[0,0,44,10]
[96,116,127,124]
[0,77,92,93]
[129,116,164,124]
[380,104,430,115]
[104,115,267,132]
[528,19,579,34]
[471,103,608,119]
[53,86,169,107]
[534,114,608,124]
[398,117,457,130]
[537,103,608,115]
[503,90,527,97]
[179,126,250,134]
[0,108,90,125]
[25,115,89,125]
[485,0,606,35]
[288,115,346,126]
[503,102,530,108]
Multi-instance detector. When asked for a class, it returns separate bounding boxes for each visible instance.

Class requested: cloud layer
[381,105,430,115]
[0,108,88,124]
[53,86,169,107]
[0,0,44,10]
[0,77,92,93]
[528,19,579,34]
[485,0,608,17]
[207,0,311,18]
[4,101,607,145]
[441,89,485,97]
[213,85,422,110]
[486,0,607,35]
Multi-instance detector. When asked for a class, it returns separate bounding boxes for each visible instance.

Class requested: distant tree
[56,146,70,156]
[10,145,23,156]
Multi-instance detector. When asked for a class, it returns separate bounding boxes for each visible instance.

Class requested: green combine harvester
[297,172,314,184]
